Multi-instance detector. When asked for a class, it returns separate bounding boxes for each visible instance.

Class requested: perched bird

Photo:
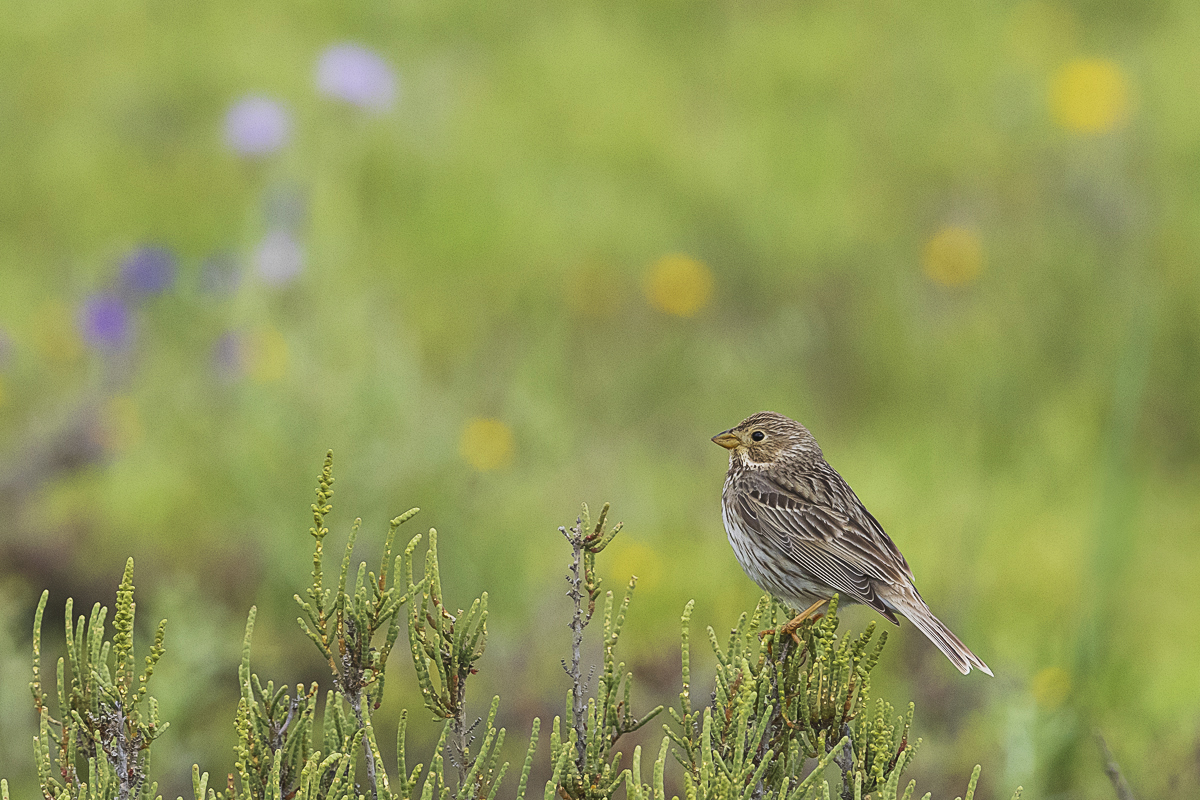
[713,411,991,676]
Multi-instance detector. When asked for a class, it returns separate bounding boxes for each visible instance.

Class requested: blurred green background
[2,0,1199,797]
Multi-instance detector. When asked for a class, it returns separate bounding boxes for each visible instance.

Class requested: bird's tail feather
[901,603,992,676]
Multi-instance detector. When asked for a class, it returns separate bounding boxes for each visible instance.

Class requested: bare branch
[1096,730,1137,800]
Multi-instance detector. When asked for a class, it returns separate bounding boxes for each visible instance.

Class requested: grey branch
[562,519,589,773]
[1095,731,1136,800]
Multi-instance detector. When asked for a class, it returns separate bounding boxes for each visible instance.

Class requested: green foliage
[25,558,168,800]
[404,528,485,732]
[403,521,519,800]
[664,596,915,800]
[296,452,424,712]
[2,4,1197,794]
[552,504,663,800]
[5,456,1021,800]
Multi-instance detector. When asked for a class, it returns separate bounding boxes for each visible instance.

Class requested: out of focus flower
[1050,58,1130,134]
[1032,666,1071,709]
[78,293,132,351]
[224,96,291,155]
[212,332,243,381]
[199,252,242,295]
[316,44,397,111]
[254,230,304,286]
[644,254,713,317]
[922,226,984,287]
[245,327,288,383]
[459,418,514,471]
[608,541,663,591]
[121,246,177,295]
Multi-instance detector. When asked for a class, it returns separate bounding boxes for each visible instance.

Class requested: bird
[712,411,991,676]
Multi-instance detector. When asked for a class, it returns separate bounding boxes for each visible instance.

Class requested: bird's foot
[760,599,828,645]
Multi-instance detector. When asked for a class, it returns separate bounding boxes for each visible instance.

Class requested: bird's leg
[760,599,828,645]
[779,599,828,642]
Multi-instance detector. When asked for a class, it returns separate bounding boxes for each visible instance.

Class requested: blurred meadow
[2,0,1199,797]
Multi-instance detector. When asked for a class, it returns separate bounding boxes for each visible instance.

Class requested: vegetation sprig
[553,504,664,800]
[27,558,167,800]
[4,453,1021,800]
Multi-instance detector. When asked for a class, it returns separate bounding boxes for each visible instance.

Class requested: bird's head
[711,411,822,467]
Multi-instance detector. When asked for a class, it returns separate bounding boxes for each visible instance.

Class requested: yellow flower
[246,327,288,383]
[1032,666,1071,709]
[607,540,662,591]
[922,226,985,287]
[644,254,713,317]
[1050,59,1131,133]
[459,418,514,471]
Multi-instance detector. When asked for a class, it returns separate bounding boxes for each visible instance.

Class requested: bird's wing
[735,469,915,621]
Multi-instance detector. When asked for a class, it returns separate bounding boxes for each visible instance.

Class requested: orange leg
[761,599,828,644]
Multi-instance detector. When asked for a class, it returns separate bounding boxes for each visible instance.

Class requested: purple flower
[79,294,132,351]
[254,230,304,286]
[224,96,291,156]
[212,332,243,381]
[120,246,176,295]
[316,44,397,111]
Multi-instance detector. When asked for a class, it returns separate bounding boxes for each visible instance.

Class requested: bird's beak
[711,430,741,450]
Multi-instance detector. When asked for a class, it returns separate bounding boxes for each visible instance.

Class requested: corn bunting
[713,411,991,676]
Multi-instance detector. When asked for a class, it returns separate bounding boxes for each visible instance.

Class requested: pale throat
[730,451,773,470]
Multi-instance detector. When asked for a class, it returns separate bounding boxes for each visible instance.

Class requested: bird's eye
[751,431,765,442]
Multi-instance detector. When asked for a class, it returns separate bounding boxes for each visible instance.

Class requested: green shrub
[3,454,1019,800]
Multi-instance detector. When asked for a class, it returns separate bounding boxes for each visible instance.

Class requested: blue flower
[121,246,177,295]
[79,294,132,351]
[224,96,291,156]
[316,44,397,112]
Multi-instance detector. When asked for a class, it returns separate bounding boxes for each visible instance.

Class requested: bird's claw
[758,599,829,649]
[758,626,804,645]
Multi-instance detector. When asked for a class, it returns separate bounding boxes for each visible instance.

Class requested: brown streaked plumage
[713,411,991,676]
